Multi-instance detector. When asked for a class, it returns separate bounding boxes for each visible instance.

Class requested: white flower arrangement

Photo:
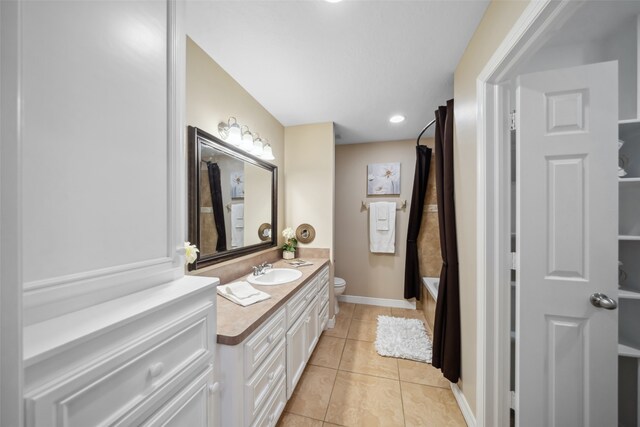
[184,241,199,264]
[282,227,297,252]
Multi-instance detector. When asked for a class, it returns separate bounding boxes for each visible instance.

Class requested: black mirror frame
[187,126,277,270]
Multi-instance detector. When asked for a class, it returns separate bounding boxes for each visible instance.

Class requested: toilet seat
[334,277,346,288]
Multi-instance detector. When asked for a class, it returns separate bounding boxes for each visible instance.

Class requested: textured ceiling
[186,0,489,144]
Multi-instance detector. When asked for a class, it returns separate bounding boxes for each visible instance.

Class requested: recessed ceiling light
[389,115,405,124]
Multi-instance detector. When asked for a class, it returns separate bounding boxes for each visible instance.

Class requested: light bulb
[262,144,275,161]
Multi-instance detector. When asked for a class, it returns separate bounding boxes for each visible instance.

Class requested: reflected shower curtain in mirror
[207,162,227,252]
[432,99,461,382]
[404,144,432,300]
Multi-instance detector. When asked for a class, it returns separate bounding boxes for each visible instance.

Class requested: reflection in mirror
[188,127,277,269]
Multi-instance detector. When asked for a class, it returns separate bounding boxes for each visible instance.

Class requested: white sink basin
[246,268,303,286]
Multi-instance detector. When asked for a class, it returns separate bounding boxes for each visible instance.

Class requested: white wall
[453,0,531,413]
[21,0,185,325]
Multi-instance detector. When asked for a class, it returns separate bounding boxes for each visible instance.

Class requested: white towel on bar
[231,203,244,248]
[369,202,396,253]
[376,202,389,230]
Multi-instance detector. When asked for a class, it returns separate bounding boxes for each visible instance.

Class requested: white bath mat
[375,315,432,363]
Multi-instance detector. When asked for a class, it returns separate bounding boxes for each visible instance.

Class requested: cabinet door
[305,296,320,360]
[286,313,307,399]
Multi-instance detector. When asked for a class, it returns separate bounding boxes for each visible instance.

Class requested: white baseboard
[337,295,416,309]
[450,382,476,427]
[327,316,336,329]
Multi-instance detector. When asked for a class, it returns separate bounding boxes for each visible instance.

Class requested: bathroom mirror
[187,126,277,269]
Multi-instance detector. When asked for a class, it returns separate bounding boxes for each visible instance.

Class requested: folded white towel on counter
[217,281,270,307]
[369,201,397,254]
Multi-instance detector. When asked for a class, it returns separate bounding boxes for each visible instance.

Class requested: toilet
[334,277,346,314]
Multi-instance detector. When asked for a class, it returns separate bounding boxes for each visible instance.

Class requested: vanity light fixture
[389,115,405,124]
[217,117,276,162]
[262,143,275,161]
[252,134,264,156]
[240,125,254,151]
[218,117,242,145]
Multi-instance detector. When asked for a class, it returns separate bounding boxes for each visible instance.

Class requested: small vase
[283,250,295,260]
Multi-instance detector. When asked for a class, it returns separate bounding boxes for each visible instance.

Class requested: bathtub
[422,277,439,331]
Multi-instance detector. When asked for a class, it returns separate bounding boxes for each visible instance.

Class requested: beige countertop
[216,258,330,345]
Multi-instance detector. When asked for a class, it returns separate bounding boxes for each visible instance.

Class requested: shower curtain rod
[416,118,436,146]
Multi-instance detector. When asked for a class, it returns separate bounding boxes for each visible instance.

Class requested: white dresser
[217,264,330,427]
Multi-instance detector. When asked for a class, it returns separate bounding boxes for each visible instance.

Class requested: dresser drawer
[25,305,212,427]
[286,280,316,329]
[244,308,286,377]
[244,340,286,425]
[250,377,286,427]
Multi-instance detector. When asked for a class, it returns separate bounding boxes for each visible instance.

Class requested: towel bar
[361,200,407,210]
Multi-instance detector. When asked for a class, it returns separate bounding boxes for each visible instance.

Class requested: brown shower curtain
[432,99,461,383]
[404,144,432,300]
[207,162,228,252]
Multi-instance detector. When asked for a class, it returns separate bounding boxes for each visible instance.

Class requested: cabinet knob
[148,362,164,378]
[208,382,220,394]
[268,372,275,382]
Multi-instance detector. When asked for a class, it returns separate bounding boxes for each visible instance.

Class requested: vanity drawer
[244,308,286,377]
[25,307,212,427]
[250,377,286,427]
[318,267,329,291]
[244,340,286,425]
[139,364,213,427]
[286,279,316,328]
[318,281,329,308]
[319,302,329,334]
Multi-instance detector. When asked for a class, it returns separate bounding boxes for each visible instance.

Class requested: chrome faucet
[252,262,273,276]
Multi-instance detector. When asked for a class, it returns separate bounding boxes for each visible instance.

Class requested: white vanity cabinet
[218,264,331,427]
[23,278,219,427]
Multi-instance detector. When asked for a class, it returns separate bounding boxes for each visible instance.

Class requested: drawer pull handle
[267,332,277,344]
[148,362,164,378]
[208,382,220,394]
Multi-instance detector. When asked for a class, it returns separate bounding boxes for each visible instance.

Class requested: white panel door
[516,61,618,427]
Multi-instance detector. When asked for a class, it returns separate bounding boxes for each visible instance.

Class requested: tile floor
[277,302,467,427]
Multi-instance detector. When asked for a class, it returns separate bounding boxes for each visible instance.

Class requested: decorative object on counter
[367,162,400,195]
[217,117,276,161]
[282,227,298,259]
[258,223,272,241]
[295,223,316,244]
[184,242,199,264]
[217,281,270,307]
[619,139,629,178]
[286,259,314,267]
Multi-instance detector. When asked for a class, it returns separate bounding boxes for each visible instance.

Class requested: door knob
[590,293,617,310]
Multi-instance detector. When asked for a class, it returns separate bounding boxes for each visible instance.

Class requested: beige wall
[453,0,530,414]
[284,123,335,255]
[335,139,440,301]
[186,37,285,246]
